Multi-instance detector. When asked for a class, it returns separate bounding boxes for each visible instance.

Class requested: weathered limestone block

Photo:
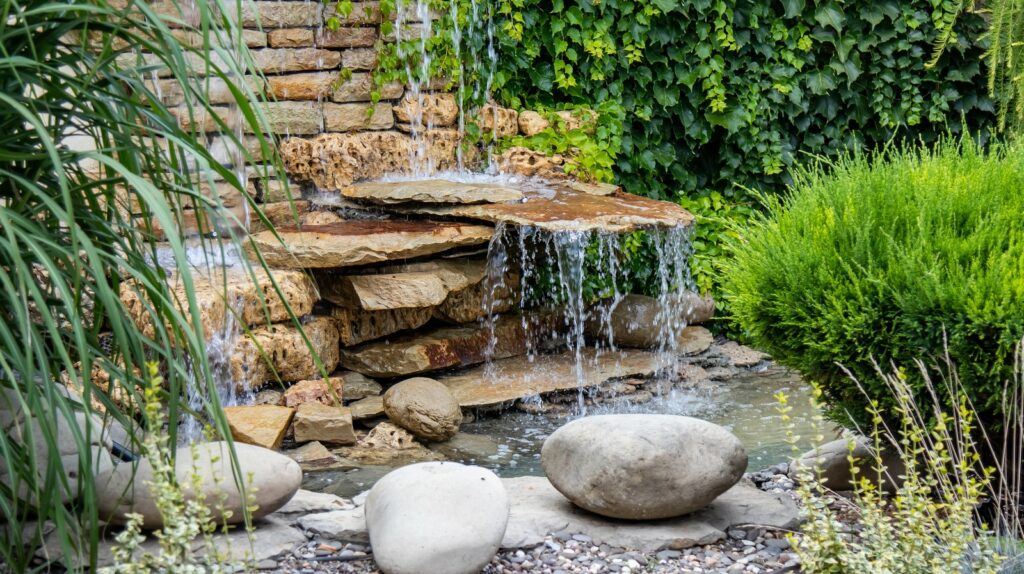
[224,405,295,449]
[342,48,378,70]
[477,104,518,137]
[120,266,318,338]
[518,110,549,136]
[280,131,460,190]
[394,93,458,127]
[231,316,341,388]
[339,316,528,378]
[495,146,573,180]
[154,76,264,107]
[435,270,518,323]
[323,103,394,132]
[283,376,345,407]
[293,402,357,445]
[246,219,493,268]
[252,48,342,74]
[266,72,337,101]
[267,28,315,48]
[331,73,404,103]
[247,199,312,233]
[240,2,323,27]
[254,101,323,135]
[331,306,435,347]
[317,27,378,48]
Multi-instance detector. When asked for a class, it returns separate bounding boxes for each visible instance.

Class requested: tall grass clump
[723,139,1024,435]
[0,0,303,570]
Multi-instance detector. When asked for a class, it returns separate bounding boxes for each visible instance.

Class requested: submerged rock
[542,414,747,520]
[366,462,509,574]
[383,377,463,442]
[96,441,301,528]
[245,219,493,268]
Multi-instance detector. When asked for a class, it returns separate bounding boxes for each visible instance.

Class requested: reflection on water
[302,367,832,498]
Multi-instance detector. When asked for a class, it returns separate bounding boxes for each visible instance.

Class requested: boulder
[788,436,905,491]
[517,110,549,136]
[383,377,463,442]
[341,180,523,205]
[293,402,357,445]
[96,441,301,528]
[541,415,747,519]
[245,219,493,268]
[366,462,509,574]
[224,405,294,449]
[393,93,459,126]
[340,316,528,378]
[585,293,716,349]
[476,104,519,137]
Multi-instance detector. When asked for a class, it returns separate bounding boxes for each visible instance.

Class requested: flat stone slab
[501,476,800,552]
[392,185,694,233]
[322,258,488,311]
[339,316,529,378]
[342,179,524,205]
[435,349,664,408]
[245,220,493,268]
[290,476,799,555]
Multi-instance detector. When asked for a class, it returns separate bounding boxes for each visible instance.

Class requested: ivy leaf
[653,83,679,106]
[651,0,680,12]
[783,0,805,19]
[814,3,846,33]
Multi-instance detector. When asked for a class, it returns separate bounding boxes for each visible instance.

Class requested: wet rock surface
[246,220,493,268]
[342,179,523,205]
[382,377,463,442]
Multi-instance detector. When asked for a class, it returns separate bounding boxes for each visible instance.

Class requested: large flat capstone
[342,179,524,205]
[245,220,493,268]
[391,184,694,233]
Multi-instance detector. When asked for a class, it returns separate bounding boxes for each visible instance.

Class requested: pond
[302,365,831,499]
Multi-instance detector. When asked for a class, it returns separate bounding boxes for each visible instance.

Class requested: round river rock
[366,461,509,574]
[96,441,301,528]
[541,414,747,520]
[383,377,462,441]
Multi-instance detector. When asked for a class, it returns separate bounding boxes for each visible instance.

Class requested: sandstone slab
[96,441,301,528]
[245,220,493,268]
[339,316,528,378]
[331,305,434,347]
[293,402,357,445]
[383,377,463,442]
[349,395,385,420]
[366,462,509,574]
[392,184,694,233]
[542,415,747,520]
[501,476,799,552]
[342,371,383,399]
[224,405,294,449]
[435,349,662,408]
[342,179,523,205]
[276,488,353,515]
[285,441,344,470]
[321,257,492,312]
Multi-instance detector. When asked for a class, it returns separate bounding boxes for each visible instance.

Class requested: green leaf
[814,3,846,33]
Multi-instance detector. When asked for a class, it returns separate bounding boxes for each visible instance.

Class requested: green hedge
[491,0,994,200]
[722,141,1024,430]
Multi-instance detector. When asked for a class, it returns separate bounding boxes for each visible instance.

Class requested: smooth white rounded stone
[542,414,747,519]
[366,461,510,574]
[96,441,301,528]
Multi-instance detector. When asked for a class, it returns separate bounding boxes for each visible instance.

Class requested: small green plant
[778,371,1005,573]
[724,139,1024,435]
[101,364,250,574]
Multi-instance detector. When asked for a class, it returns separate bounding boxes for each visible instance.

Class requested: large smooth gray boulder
[96,441,301,528]
[383,377,463,442]
[542,414,747,520]
[365,462,509,574]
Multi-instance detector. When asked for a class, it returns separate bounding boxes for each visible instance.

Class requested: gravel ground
[264,468,811,574]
